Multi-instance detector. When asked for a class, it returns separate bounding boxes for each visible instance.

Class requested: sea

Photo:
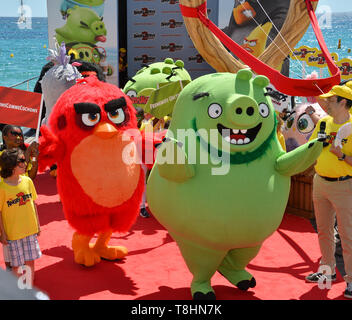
[0,17,48,91]
[290,11,352,80]
[0,12,352,92]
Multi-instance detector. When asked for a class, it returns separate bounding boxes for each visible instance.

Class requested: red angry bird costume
[38,76,146,267]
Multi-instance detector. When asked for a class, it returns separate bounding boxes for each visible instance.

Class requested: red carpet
[0,172,348,300]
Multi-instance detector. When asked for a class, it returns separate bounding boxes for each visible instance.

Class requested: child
[1,126,38,271]
[0,148,41,287]
[1,125,39,180]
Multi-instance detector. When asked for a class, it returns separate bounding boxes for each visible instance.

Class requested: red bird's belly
[70,135,140,208]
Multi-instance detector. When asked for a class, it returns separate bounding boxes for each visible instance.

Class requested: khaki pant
[312,174,352,283]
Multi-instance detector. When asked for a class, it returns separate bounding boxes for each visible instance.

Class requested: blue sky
[318,0,352,12]
[0,0,351,17]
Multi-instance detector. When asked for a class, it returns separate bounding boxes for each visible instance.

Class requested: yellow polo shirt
[0,175,38,240]
[309,116,352,178]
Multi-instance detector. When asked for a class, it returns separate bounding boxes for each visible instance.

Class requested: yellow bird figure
[241,22,273,58]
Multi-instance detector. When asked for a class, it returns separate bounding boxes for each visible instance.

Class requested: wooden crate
[286,174,315,219]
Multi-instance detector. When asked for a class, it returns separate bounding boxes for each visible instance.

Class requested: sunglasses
[10,131,23,137]
[17,158,26,164]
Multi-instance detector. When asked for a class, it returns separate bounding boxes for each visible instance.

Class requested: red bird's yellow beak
[93,122,118,139]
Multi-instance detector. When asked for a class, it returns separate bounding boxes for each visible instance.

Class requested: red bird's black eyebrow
[104,98,127,112]
[74,103,101,114]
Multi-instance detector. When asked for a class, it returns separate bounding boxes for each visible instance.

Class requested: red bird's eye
[108,108,125,125]
[81,113,101,126]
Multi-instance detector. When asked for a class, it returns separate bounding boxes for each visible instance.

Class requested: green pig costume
[55,6,107,45]
[123,58,191,100]
[146,70,325,300]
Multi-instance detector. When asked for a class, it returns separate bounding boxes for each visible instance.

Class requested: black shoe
[140,208,150,218]
[344,283,352,299]
[236,277,256,291]
[193,291,216,300]
[305,272,336,283]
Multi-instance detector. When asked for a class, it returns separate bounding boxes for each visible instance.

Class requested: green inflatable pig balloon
[55,6,107,45]
[146,70,324,300]
[123,58,191,98]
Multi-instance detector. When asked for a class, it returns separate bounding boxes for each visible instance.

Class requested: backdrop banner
[46,0,119,85]
[126,0,219,80]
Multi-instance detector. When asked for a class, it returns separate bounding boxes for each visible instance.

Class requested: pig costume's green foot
[191,281,216,300]
[217,245,261,290]
[172,234,227,300]
[218,268,256,290]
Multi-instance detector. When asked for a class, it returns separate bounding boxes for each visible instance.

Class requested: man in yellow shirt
[306,81,352,299]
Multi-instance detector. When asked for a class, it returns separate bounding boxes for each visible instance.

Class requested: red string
[179,1,340,97]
